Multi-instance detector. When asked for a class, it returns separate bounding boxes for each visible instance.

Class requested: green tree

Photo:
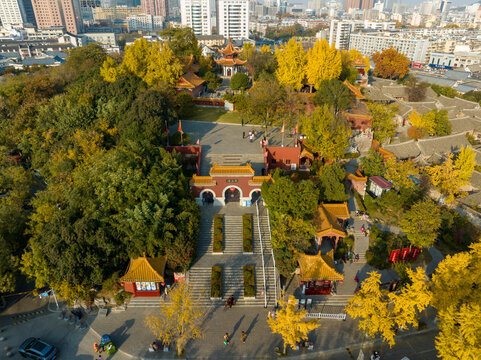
[230,72,251,91]
[406,75,427,102]
[275,38,306,90]
[313,79,351,116]
[400,200,441,248]
[160,27,201,58]
[385,158,419,189]
[367,102,397,143]
[301,105,351,160]
[246,79,285,133]
[203,71,222,90]
[361,150,385,176]
[318,163,348,202]
[247,50,277,81]
[173,92,195,119]
[261,175,319,220]
[120,89,177,145]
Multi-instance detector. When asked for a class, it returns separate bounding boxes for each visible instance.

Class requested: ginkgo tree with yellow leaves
[346,269,431,347]
[145,282,205,357]
[100,38,183,87]
[305,39,342,89]
[275,38,306,90]
[428,146,476,203]
[267,295,320,355]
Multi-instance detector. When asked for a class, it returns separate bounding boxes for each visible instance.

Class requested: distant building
[0,0,36,27]
[141,0,168,17]
[217,0,249,40]
[31,0,83,35]
[197,34,224,47]
[82,32,117,46]
[346,0,374,11]
[180,0,212,35]
[127,14,163,32]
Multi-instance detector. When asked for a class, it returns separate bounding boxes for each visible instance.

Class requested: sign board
[410,247,420,260]
[389,249,400,263]
[428,64,453,70]
[400,247,411,261]
[411,62,422,69]
[42,292,49,297]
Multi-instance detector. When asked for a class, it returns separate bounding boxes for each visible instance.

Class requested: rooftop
[297,250,344,282]
[369,175,393,189]
[120,254,167,282]
[209,163,256,176]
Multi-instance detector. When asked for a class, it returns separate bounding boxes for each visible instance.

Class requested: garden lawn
[183,107,242,124]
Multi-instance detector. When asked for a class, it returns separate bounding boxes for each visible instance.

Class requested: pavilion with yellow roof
[120,253,167,297]
[190,163,273,206]
[297,250,344,295]
[313,202,350,250]
[214,38,247,77]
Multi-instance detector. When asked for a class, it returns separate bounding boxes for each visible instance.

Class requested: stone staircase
[223,215,260,255]
[186,265,276,307]
[196,218,213,256]
[127,296,162,308]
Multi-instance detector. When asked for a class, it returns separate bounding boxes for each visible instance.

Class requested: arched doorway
[250,190,261,203]
[225,187,240,203]
[202,190,214,205]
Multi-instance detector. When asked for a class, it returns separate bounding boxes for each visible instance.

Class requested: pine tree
[267,296,320,354]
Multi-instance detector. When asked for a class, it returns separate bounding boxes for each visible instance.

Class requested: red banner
[400,248,410,261]
[389,249,400,263]
[409,247,420,260]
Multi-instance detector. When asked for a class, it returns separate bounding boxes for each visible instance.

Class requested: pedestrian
[360,225,364,233]
[248,130,252,141]
[224,333,230,345]
[354,276,359,283]
[229,295,235,308]
[241,331,247,343]
[98,355,103,360]
[355,254,359,262]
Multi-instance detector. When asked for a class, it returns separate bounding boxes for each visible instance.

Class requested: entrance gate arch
[223,186,242,203]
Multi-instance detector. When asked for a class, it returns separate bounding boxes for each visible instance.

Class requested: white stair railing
[256,200,268,308]
[265,207,279,308]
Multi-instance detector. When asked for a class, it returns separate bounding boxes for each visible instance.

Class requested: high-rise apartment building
[0,0,36,26]
[0,0,27,26]
[346,0,373,11]
[141,0,168,17]
[31,0,83,34]
[180,0,211,35]
[328,20,364,50]
[217,0,249,40]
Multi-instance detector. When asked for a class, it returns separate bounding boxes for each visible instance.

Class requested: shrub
[243,265,255,297]
[169,132,191,146]
[114,290,131,305]
[213,215,223,253]
[211,266,223,298]
[242,214,253,252]
[353,191,366,213]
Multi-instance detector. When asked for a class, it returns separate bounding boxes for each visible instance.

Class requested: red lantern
[230,187,235,191]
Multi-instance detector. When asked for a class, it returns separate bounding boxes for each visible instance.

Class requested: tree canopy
[301,105,351,160]
[400,200,441,248]
[372,48,410,79]
[275,38,306,90]
[305,39,342,89]
[367,102,397,144]
[230,72,251,91]
[313,79,351,116]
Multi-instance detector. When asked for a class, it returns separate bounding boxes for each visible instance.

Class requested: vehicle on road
[18,337,58,359]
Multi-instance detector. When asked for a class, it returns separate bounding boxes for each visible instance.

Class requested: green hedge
[242,214,253,253]
[213,215,223,253]
[211,265,223,298]
[243,265,255,297]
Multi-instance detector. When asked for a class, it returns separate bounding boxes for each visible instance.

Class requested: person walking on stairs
[224,333,230,345]
[241,331,247,343]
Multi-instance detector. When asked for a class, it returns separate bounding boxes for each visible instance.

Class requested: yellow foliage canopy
[275,38,306,90]
[305,39,342,90]
[267,296,320,354]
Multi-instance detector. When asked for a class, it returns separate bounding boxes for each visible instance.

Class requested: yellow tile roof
[297,250,344,281]
[347,173,368,182]
[249,175,273,185]
[313,203,349,237]
[209,163,255,176]
[176,72,205,89]
[190,175,216,186]
[120,255,167,282]
[343,79,366,100]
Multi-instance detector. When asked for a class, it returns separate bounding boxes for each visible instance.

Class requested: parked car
[18,338,58,359]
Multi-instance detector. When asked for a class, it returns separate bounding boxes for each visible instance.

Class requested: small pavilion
[297,250,344,295]
[120,254,167,297]
[313,202,350,250]
[214,38,247,77]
